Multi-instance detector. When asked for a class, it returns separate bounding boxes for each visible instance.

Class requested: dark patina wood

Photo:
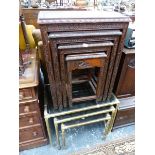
[38,11,130,109]
[58,42,114,107]
[66,52,107,107]
[39,26,58,109]
[48,32,122,108]
[113,48,135,98]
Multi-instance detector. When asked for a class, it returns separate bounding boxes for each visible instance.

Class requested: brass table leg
[45,117,52,145]
[108,108,118,132]
[61,124,66,148]
[103,119,111,140]
[54,118,61,149]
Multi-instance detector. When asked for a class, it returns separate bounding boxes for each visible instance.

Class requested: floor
[20,124,135,155]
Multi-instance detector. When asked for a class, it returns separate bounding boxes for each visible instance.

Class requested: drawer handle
[119,116,128,120]
[29,118,33,124]
[79,61,90,68]
[33,131,38,137]
[19,92,32,100]
[19,93,23,100]
[128,58,135,69]
[24,106,30,112]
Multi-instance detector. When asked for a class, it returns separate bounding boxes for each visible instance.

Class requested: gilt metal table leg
[103,118,111,140]
[108,108,117,132]
[45,117,52,145]
[54,118,61,149]
[61,124,66,148]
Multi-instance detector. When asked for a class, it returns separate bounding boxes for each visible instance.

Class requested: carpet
[71,135,135,155]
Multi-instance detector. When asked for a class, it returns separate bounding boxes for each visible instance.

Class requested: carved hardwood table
[38,11,130,110]
[66,52,107,107]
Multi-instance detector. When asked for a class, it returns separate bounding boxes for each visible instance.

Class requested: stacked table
[44,94,120,149]
[38,11,130,110]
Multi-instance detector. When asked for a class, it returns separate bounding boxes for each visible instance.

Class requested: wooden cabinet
[19,49,48,151]
[113,48,135,128]
[113,48,135,98]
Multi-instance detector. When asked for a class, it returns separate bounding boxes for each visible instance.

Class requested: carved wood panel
[38,12,129,109]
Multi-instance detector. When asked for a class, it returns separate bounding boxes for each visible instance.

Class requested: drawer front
[114,108,135,127]
[19,101,38,114]
[19,88,36,101]
[19,125,44,142]
[19,113,41,128]
[68,58,105,71]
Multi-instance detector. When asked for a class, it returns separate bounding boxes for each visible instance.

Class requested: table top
[123,48,135,54]
[38,10,131,24]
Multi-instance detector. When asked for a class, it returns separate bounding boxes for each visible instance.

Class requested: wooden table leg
[60,53,67,108]
[102,39,119,101]
[107,28,128,100]
[96,67,105,102]
[50,41,63,110]
[66,65,72,107]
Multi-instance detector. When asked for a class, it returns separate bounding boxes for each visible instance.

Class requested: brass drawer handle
[78,61,90,68]
[19,92,32,100]
[29,118,33,124]
[128,58,135,69]
[24,106,30,113]
[19,93,23,100]
[32,131,38,137]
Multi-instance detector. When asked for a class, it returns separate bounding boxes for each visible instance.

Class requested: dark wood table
[38,11,130,110]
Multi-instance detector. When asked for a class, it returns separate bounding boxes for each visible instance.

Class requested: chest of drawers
[19,49,48,151]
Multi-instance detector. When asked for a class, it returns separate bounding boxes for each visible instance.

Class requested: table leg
[61,124,66,148]
[103,119,111,140]
[67,62,72,107]
[45,117,52,145]
[54,118,61,149]
[108,108,117,132]
[60,53,67,108]
[102,39,119,101]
